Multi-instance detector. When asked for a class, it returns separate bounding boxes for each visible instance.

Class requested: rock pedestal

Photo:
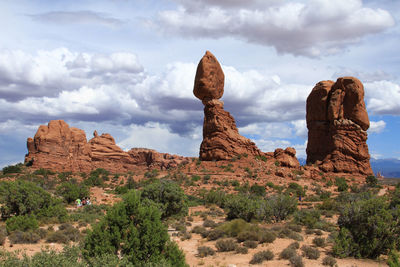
[306,77,372,175]
[194,51,262,160]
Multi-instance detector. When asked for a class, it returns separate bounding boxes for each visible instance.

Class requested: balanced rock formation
[25,120,189,173]
[306,77,372,175]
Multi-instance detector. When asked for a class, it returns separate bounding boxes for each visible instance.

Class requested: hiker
[82,197,87,206]
[86,197,91,205]
[76,198,82,207]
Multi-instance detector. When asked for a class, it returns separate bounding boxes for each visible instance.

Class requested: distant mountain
[370,158,400,178]
[298,157,400,178]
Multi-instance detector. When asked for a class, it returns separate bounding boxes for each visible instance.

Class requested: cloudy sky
[1,0,399,167]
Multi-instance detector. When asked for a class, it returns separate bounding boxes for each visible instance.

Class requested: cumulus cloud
[369,120,386,133]
[365,80,400,115]
[29,10,123,27]
[156,0,394,56]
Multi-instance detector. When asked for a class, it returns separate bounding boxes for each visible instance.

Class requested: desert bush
[35,228,48,239]
[6,214,38,233]
[191,226,209,238]
[301,245,320,259]
[313,237,326,247]
[289,255,304,267]
[207,228,224,241]
[280,247,297,259]
[236,230,259,242]
[250,184,266,196]
[243,240,258,248]
[180,232,191,241]
[289,242,300,249]
[217,219,250,237]
[235,246,248,254]
[2,163,23,174]
[197,246,215,257]
[287,224,302,233]
[141,179,188,219]
[258,230,277,243]
[46,231,70,244]
[144,169,159,179]
[388,250,400,267]
[83,190,187,266]
[293,209,321,229]
[203,219,217,228]
[286,183,306,197]
[0,227,6,245]
[215,238,238,252]
[366,175,378,187]
[56,182,89,203]
[334,196,400,258]
[224,194,263,222]
[322,256,337,266]
[335,177,348,192]
[9,230,40,244]
[268,194,298,222]
[249,250,274,264]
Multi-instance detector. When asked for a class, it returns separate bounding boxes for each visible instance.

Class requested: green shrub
[388,250,400,267]
[207,228,224,241]
[203,219,217,228]
[56,182,89,203]
[203,189,227,207]
[250,184,265,197]
[217,219,249,237]
[322,256,337,266]
[225,194,263,222]
[250,250,274,264]
[9,230,40,244]
[197,246,215,257]
[141,179,188,219]
[144,169,159,179]
[191,226,209,238]
[243,240,258,248]
[335,197,400,258]
[6,214,38,233]
[287,224,302,232]
[366,175,378,187]
[335,177,348,192]
[235,246,248,254]
[35,228,48,239]
[289,241,300,249]
[289,255,304,267]
[2,163,23,174]
[268,194,298,222]
[287,183,306,197]
[293,209,321,229]
[83,190,187,266]
[301,245,320,259]
[313,237,326,247]
[237,230,259,242]
[0,228,6,245]
[259,231,276,243]
[280,247,297,259]
[46,231,70,244]
[215,238,238,252]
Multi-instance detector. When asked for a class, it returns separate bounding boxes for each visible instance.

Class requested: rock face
[25,120,189,173]
[194,51,262,160]
[306,77,372,175]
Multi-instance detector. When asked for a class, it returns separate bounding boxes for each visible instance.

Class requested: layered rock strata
[25,120,188,173]
[306,77,372,175]
[194,51,263,160]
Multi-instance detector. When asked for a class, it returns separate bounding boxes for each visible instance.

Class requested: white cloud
[365,80,400,115]
[369,120,386,134]
[29,11,123,27]
[156,0,394,56]
[291,120,307,138]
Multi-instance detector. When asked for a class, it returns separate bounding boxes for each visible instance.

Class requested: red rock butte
[25,120,189,173]
[306,77,373,175]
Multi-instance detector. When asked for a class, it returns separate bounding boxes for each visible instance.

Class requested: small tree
[56,182,89,203]
[83,190,187,266]
[366,175,378,187]
[141,179,188,219]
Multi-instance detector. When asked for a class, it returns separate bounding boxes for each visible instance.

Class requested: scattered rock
[274,147,300,168]
[306,77,372,175]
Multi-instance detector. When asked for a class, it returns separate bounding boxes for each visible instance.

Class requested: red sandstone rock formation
[306,77,372,175]
[194,51,262,160]
[25,120,189,173]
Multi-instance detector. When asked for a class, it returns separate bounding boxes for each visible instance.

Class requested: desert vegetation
[0,161,399,266]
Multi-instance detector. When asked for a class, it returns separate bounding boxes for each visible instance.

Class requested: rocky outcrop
[194,51,262,160]
[274,147,300,168]
[25,120,189,173]
[306,77,372,175]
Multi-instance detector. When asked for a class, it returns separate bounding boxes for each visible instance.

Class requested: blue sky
[0,0,399,167]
